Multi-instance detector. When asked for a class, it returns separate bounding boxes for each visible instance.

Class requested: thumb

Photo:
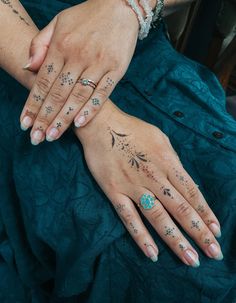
[23,16,58,72]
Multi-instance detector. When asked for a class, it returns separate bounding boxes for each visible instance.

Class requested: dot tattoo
[204,238,210,244]
[33,94,44,102]
[59,72,74,86]
[115,203,125,214]
[129,222,138,234]
[104,77,115,90]
[179,243,186,251]
[84,110,89,116]
[197,204,205,213]
[56,122,62,128]
[45,106,53,116]
[191,220,201,231]
[164,226,175,238]
[1,0,30,26]
[45,63,55,74]
[92,98,100,106]
[66,107,74,115]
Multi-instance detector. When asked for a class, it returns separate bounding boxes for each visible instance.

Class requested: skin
[19,0,196,145]
[0,0,223,268]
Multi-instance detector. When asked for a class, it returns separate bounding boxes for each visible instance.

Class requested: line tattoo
[1,0,30,26]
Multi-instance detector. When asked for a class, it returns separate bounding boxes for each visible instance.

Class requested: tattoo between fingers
[1,0,30,26]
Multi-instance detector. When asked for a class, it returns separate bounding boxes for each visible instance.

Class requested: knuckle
[96,87,108,98]
[56,33,72,51]
[36,77,51,95]
[59,113,71,126]
[71,91,89,105]
[151,207,166,224]
[176,201,191,217]
[49,90,64,104]
[186,186,199,202]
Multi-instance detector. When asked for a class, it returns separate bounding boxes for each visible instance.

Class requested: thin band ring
[78,78,97,89]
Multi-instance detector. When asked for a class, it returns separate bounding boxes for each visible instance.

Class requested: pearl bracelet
[152,0,164,25]
[125,0,164,40]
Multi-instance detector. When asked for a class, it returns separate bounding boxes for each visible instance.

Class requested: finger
[45,67,107,142]
[20,48,64,131]
[168,163,222,238]
[110,193,159,263]
[24,16,58,72]
[153,180,224,261]
[74,71,118,128]
[29,63,82,145]
[128,188,201,268]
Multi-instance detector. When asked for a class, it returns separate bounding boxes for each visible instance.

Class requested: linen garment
[0,1,236,302]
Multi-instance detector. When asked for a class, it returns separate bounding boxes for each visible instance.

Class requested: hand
[76,101,223,266]
[19,0,139,145]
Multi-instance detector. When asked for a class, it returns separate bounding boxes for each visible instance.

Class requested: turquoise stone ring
[140,194,156,210]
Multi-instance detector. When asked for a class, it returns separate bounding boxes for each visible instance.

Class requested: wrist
[75,100,128,145]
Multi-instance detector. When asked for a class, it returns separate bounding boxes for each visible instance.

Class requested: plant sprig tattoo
[1,0,30,26]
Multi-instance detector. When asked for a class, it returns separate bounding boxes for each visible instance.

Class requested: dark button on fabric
[212,131,224,139]
[173,111,184,118]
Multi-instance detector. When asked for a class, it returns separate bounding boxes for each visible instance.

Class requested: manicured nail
[31,130,43,145]
[209,222,221,238]
[21,116,32,131]
[183,249,200,268]
[46,128,59,142]
[23,57,32,70]
[207,243,224,260]
[146,245,158,262]
[74,115,86,128]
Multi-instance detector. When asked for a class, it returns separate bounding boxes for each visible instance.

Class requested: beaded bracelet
[152,0,164,26]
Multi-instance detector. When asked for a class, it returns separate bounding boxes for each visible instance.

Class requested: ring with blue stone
[140,194,156,210]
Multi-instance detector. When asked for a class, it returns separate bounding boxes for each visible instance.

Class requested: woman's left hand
[20,0,140,145]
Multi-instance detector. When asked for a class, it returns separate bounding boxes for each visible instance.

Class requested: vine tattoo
[1,0,30,26]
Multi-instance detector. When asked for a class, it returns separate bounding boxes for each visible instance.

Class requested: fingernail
[183,249,200,268]
[31,130,43,145]
[74,116,86,128]
[209,222,221,238]
[146,245,158,262]
[23,57,32,70]
[21,116,32,131]
[46,128,59,142]
[207,243,224,260]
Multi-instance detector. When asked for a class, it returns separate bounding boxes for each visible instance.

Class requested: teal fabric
[0,1,236,302]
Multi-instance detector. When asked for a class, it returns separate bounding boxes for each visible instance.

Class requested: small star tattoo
[56,122,62,128]
[92,98,100,106]
[191,220,201,231]
[164,226,175,238]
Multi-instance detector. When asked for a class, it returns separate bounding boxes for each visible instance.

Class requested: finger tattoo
[1,0,30,26]
[59,72,74,86]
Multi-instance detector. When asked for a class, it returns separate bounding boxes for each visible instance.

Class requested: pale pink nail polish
[23,57,32,70]
[31,130,43,145]
[46,128,59,142]
[21,116,32,131]
[75,116,86,128]
[146,245,158,262]
[207,243,224,260]
[209,222,221,238]
[183,249,200,268]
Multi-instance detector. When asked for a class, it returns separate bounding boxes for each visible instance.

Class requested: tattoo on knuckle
[176,202,191,217]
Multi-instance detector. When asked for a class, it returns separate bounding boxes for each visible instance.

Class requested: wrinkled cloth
[0,1,236,302]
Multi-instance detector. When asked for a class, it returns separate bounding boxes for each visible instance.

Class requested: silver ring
[78,78,97,89]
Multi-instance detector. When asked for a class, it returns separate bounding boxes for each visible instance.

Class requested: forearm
[0,0,37,88]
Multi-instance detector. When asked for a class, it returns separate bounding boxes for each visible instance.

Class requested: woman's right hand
[76,100,223,267]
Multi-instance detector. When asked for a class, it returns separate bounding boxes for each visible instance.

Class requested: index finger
[20,48,64,131]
